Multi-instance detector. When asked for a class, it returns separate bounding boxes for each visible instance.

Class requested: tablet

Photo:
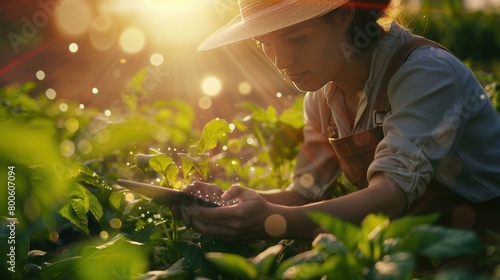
[116,179,220,208]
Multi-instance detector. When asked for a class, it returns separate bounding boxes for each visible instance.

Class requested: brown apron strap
[330,38,450,189]
[374,37,450,114]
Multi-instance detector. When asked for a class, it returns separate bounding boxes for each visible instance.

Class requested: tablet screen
[116,179,220,208]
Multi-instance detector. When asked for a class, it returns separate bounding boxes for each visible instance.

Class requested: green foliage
[404,0,500,65]
[205,213,485,280]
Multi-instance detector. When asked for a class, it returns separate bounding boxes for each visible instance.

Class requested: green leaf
[251,244,283,275]
[307,211,361,251]
[398,225,483,258]
[197,118,232,154]
[359,214,390,262]
[149,153,178,184]
[78,234,148,279]
[141,258,191,280]
[283,254,360,280]
[178,153,210,181]
[109,190,125,210]
[59,197,89,235]
[282,262,323,280]
[321,254,361,279]
[279,107,305,129]
[205,252,258,280]
[59,184,90,234]
[76,163,111,190]
[231,118,248,132]
[276,250,327,277]
[367,252,415,280]
[312,233,347,255]
[84,187,103,221]
[134,153,155,174]
[149,154,174,175]
[383,214,439,239]
[173,240,214,277]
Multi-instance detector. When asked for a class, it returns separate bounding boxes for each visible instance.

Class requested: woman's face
[255,16,349,92]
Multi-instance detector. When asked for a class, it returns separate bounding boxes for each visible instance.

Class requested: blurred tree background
[403,0,500,74]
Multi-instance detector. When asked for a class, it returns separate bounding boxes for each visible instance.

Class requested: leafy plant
[204,213,487,280]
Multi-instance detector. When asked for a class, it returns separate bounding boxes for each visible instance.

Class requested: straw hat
[199,0,350,51]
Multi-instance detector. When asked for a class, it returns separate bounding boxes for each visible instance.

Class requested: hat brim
[198,0,349,51]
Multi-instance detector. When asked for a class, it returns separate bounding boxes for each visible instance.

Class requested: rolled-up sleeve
[288,92,342,200]
[368,48,466,205]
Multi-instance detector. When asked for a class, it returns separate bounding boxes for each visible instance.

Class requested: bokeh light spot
[264,214,287,237]
[77,140,93,154]
[238,81,252,95]
[45,88,56,100]
[104,109,111,116]
[150,53,164,66]
[299,173,315,189]
[99,231,109,240]
[125,193,135,202]
[59,103,68,112]
[119,28,145,54]
[110,218,123,229]
[36,70,45,80]
[49,231,59,243]
[201,76,221,96]
[90,15,117,51]
[92,87,99,94]
[113,69,121,77]
[65,117,80,133]
[60,140,75,158]
[198,96,212,109]
[55,0,92,35]
[69,42,78,53]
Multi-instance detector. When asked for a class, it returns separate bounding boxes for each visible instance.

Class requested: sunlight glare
[102,0,230,45]
[201,76,221,96]
[119,28,146,53]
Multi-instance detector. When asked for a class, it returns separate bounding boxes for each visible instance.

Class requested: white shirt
[289,22,500,205]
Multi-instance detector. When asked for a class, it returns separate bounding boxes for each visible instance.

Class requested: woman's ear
[328,3,355,33]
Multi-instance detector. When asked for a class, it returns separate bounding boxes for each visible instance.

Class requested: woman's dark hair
[325,0,396,49]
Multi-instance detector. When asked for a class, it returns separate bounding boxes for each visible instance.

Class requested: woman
[180,0,500,242]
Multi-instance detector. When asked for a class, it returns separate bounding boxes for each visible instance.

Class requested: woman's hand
[181,181,237,207]
[181,184,279,241]
[170,181,234,219]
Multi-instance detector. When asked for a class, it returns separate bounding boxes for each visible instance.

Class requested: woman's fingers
[221,185,259,202]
